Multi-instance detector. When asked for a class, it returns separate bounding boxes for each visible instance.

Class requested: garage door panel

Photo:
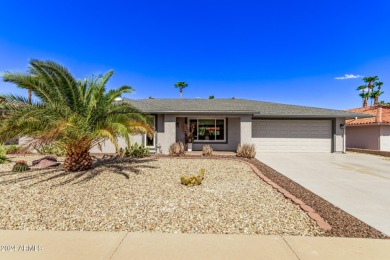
[252,120,332,152]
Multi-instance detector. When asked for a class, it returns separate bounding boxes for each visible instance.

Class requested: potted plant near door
[184,123,196,151]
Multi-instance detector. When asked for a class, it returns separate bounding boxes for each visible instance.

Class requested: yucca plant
[0,59,154,172]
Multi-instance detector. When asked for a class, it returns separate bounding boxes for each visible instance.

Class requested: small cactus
[202,145,213,156]
[180,168,205,186]
[12,160,30,172]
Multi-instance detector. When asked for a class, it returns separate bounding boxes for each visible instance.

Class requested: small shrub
[236,144,256,158]
[0,146,9,164]
[36,144,66,157]
[130,143,150,158]
[12,160,30,172]
[202,145,213,156]
[169,142,185,156]
[180,168,205,186]
[123,143,150,158]
[4,145,30,155]
[124,147,131,157]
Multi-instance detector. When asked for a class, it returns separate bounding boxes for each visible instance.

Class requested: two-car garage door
[252,120,332,152]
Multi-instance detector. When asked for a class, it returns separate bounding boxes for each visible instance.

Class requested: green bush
[180,168,205,186]
[36,144,66,157]
[3,145,30,155]
[12,160,30,172]
[124,143,150,158]
[0,146,9,164]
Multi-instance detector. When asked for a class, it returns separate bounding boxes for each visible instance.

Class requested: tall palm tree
[173,81,188,99]
[357,85,368,107]
[0,60,154,172]
[362,76,379,105]
[371,81,384,105]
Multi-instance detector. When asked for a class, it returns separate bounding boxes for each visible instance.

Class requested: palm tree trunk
[180,88,182,99]
[63,147,92,172]
[28,89,32,104]
[374,96,379,105]
[363,99,368,107]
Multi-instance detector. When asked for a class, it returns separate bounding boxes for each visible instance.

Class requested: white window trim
[144,116,156,148]
[188,117,226,142]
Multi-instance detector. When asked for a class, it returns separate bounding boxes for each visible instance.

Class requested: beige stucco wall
[335,118,346,152]
[91,115,345,154]
[346,125,380,150]
[175,117,186,143]
[380,125,390,151]
[240,115,252,145]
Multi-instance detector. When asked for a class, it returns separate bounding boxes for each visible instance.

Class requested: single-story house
[346,105,390,151]
[90,98,370,154]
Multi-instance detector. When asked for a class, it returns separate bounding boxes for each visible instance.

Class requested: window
[144,116,156,147]
[189,118,226,142]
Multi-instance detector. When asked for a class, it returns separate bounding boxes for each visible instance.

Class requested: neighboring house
[346,105,390,151]
[90,98,370,154]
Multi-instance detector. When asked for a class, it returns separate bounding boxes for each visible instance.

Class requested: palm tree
[357,85,369,107]
[173,81,188,99]
[363,76,379,105]
[209,95,215,99]
[0,59,154,172]
[371,81,384,105]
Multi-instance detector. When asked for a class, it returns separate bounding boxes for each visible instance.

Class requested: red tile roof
[346,105,390,125]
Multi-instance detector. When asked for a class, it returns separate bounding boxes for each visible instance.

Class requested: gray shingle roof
[124,98,372,118]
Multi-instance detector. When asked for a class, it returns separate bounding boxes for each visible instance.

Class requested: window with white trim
[189,118,226,142]
[144,116,156,147]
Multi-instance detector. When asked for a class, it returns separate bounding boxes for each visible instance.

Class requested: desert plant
[0,60,154,172]
[236,144,256,158]
[169,142,185,156]
[12,160,29,172]
[180,168,205,186]
[129,143,150,158]
[124,147,131,157]
[0,146,9,164]
[36,144,66,157]
[202,145,213,156]
[4,145,22,154]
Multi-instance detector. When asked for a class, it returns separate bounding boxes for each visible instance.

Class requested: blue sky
[1,0,390,109]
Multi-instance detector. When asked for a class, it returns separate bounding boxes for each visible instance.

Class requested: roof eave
[252,114,370,119]
[142,111,256,115]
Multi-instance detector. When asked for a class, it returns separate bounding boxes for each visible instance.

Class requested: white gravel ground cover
[0,155,323,235]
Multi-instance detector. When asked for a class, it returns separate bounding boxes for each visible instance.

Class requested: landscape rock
[32,156,58,166]
[35,159,60,169]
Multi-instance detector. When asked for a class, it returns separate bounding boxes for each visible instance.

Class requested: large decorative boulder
[32,156,60,169]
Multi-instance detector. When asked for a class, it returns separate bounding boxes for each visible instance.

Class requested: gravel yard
[0,155,323,236]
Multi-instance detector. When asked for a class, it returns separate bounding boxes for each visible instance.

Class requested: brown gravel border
[153,154,389,239]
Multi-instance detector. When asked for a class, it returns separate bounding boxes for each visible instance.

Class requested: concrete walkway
[1,231,390,260]
[257,152,390,236]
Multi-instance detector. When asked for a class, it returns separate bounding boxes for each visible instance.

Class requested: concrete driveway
[257,152,390,236]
